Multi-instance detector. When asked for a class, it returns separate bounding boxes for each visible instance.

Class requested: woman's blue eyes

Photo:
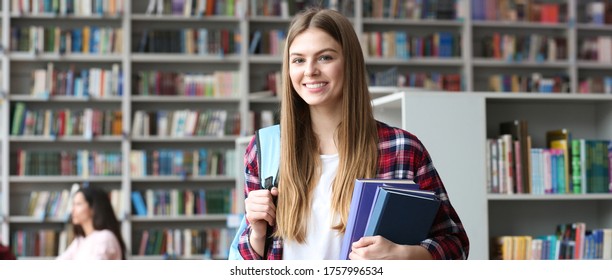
[292,55,333,63]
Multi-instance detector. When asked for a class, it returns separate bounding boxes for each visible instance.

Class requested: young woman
[57,186,126,260]
[238,8,469,260]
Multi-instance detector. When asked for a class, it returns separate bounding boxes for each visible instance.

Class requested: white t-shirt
[283,154,342,260]
[56,229,122,260]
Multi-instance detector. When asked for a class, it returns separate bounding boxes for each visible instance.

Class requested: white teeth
[305,83,326,89]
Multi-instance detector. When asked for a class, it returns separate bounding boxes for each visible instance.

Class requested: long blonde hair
[276,8,379,242]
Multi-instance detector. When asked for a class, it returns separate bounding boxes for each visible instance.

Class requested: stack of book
[339,179,440,260]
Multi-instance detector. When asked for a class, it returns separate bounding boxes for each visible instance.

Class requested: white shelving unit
[373,91,612,259]
[0,0,9,247]
[0,0,248,259]
[1,0,611,260]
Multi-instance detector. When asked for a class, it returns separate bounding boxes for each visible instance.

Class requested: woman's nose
[304,61,319,77]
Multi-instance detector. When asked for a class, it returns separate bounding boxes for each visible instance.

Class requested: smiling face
[289,27,344,111]
[71,192,93,226]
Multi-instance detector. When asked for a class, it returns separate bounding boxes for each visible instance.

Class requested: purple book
[172,0,185,15]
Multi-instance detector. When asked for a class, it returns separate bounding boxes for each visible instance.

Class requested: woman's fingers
[245,189,277,226]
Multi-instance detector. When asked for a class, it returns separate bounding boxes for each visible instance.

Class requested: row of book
[258,71,281,97]
[578,76,612,94]
[487,132,526,195]
[491,223,612,260]
[144,0,241,17]
[11,103,123,137]
[404,72,461,92]
[11,0,124,16]
[133,71,240,97]
[488,73,570,93]
[129,149,236,177]
[131,110,240,137]
[579,36,612,63]
[340,179,440,259]
[24,188,122,221]
[11,26,123,54]
[472,0,566,23]
[528,148,570,195]
[11,229,61,257]
[135,227,233,260]
[248,0,354,18]
[26,190,72,220]
[488,137,609,195]
[369,67,462,92]
[486,121,612,195]
[135,29,240,55]
[363,31,460,59]
[363,0,459,20]
[246,110,278,136]
[584,1,612,25]
[130,188,236,216]
[15,150,122,176]
[569,139,612,194]
[248,29,286,55]
[10,227,234,259]
[479,34,567,62]
[30,63,123,98]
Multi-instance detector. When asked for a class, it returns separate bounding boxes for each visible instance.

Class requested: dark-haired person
[57,186,126,260]
[238,8,469,260]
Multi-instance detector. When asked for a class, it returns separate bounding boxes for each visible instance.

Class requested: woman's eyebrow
[289,48,339,57]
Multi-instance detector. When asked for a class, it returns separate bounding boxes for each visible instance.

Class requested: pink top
[57,229,122,260]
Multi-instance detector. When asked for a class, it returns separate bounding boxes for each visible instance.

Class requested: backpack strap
[227,125,281,260]
[255,124,280,258]
[255,124,281,190]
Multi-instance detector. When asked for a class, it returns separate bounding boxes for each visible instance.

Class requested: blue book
[339,179,420,260]
[198,29,208,54]
[74,77,83,97]
[199,189,207,214]
[131,191,148,216]
[91,27,99,54]
[363,185,440,246]
[199,149,208,175]
[248,30,262,54]
[81,69,89,97]
[159,150,167,175]
[65,68,74,96]
[72,29,82,52]
[117,70,123,96]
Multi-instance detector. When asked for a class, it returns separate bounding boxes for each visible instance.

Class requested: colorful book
[546,129,572,193]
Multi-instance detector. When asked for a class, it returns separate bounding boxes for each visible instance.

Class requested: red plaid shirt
[238,121,469,260]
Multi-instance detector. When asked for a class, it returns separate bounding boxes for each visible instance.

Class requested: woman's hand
[348,236,433,260]
[244,187,278,256]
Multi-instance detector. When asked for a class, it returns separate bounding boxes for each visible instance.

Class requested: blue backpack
[228,125,280,260]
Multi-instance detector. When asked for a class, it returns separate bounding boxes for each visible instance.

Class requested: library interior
[0,0,611,260]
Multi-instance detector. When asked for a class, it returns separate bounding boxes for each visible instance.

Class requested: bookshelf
[1,0,247,260]
[1,0,611,260]
[373,90,612,260]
